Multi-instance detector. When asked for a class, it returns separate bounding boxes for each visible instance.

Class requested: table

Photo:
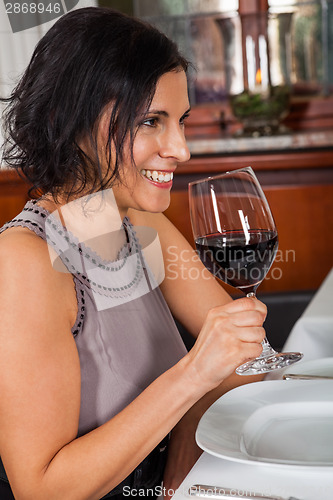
[266,267,333,380]
[172,270,333,500]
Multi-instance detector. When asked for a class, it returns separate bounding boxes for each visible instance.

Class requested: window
[131,0,332,103]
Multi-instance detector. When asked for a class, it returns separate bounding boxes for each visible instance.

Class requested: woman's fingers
[230,309,266,327]
[238,325,266,343]
[220,296,267,318]
[240,341,264,362]
[186,297,267,390]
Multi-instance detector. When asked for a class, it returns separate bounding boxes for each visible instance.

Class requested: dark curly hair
[1,7,189,199]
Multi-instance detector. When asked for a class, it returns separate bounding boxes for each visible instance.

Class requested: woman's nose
[159,126,191,163]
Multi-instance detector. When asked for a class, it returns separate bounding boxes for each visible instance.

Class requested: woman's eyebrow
[146,107,191,118]
[147,110,169,117]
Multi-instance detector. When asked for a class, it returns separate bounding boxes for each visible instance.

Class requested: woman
[0,7,266,500]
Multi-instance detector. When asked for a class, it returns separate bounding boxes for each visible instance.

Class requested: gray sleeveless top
[0,199,187,437]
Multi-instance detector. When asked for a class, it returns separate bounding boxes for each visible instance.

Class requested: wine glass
[188,167,303,375]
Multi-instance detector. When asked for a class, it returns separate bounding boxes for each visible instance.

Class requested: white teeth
[140,169,173,183]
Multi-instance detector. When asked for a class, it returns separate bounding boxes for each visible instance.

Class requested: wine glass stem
[246,291,277,357]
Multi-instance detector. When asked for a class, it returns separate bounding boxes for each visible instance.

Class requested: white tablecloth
[172,453,333,500]
[266,267,333,380]
[172,269,333,500]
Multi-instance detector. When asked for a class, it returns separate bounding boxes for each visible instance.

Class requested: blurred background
[99,0,333,101]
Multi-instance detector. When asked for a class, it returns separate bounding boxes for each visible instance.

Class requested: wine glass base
[236,351,304,376]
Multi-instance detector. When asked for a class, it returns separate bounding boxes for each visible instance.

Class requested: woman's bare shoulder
[0,226,77,328]
[0,224,46,247]
[0,226,56,278]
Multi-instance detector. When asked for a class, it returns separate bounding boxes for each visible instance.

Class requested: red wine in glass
[189,167,303,375]
[195,230,278,294]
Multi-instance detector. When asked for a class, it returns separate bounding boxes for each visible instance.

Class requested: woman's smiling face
[108,70,191,217]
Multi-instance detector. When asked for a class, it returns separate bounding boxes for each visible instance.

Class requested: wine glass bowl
[189,167,303,375]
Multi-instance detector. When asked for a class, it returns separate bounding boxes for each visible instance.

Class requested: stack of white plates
[196,379,333,467]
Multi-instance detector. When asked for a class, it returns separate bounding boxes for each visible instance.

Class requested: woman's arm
[0,225,265,500]
[129,211,266,495]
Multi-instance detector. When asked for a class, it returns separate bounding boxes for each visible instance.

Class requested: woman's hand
[184,297,267,393]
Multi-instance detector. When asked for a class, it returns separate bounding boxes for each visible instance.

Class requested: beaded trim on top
[43,203,145,301]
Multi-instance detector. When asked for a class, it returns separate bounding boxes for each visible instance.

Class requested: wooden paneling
[263,184,333,291]
[0,170,30,226]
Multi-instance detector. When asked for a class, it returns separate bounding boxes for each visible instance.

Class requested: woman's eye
[141,117,158,128]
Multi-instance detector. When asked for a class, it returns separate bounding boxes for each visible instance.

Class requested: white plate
[283,357,333,379]
[196,379,333,468]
